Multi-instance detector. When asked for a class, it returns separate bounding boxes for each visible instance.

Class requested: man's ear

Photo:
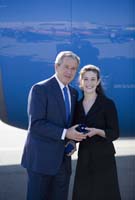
[55,64,58,71]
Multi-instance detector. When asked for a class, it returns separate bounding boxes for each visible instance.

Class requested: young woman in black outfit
[72,65,121,200]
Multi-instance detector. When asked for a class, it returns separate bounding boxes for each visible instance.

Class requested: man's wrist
[61,129,67,140]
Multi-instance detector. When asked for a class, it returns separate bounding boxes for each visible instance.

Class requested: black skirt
[72,147,121,200]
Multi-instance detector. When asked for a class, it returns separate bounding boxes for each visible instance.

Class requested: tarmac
[0,121,135,200]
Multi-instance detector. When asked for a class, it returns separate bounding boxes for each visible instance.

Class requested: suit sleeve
[104,99,120,142]
[27,84,64,141]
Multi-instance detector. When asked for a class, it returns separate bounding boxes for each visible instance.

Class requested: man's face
[55,57,78,85]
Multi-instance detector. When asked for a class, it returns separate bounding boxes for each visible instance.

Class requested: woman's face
[81,71,100,94]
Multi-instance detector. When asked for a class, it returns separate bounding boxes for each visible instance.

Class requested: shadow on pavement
[0,156,135,200]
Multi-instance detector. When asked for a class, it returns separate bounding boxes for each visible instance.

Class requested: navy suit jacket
[21,76,78,175]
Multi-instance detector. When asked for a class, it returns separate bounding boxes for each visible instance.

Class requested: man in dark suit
[21,51,86,200]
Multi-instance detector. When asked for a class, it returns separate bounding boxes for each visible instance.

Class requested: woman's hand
[86,128,106,138]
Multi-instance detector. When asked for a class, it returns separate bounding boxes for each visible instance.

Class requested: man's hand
[65,125,87,141]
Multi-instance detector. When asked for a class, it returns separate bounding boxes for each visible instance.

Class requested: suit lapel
[50,77,77,127]
[51,77,67,124]
[69,86,77,126]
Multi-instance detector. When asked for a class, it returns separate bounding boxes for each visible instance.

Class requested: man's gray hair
[55,51,80,66]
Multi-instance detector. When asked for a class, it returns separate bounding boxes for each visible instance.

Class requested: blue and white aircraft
[0,0,134,136]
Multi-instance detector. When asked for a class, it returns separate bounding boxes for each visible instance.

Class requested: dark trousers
[26,159,71,200]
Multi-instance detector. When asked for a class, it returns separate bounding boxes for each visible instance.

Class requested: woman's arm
[86,98,120,142]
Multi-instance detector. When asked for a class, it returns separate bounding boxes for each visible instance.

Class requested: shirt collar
[54,74,68,90]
